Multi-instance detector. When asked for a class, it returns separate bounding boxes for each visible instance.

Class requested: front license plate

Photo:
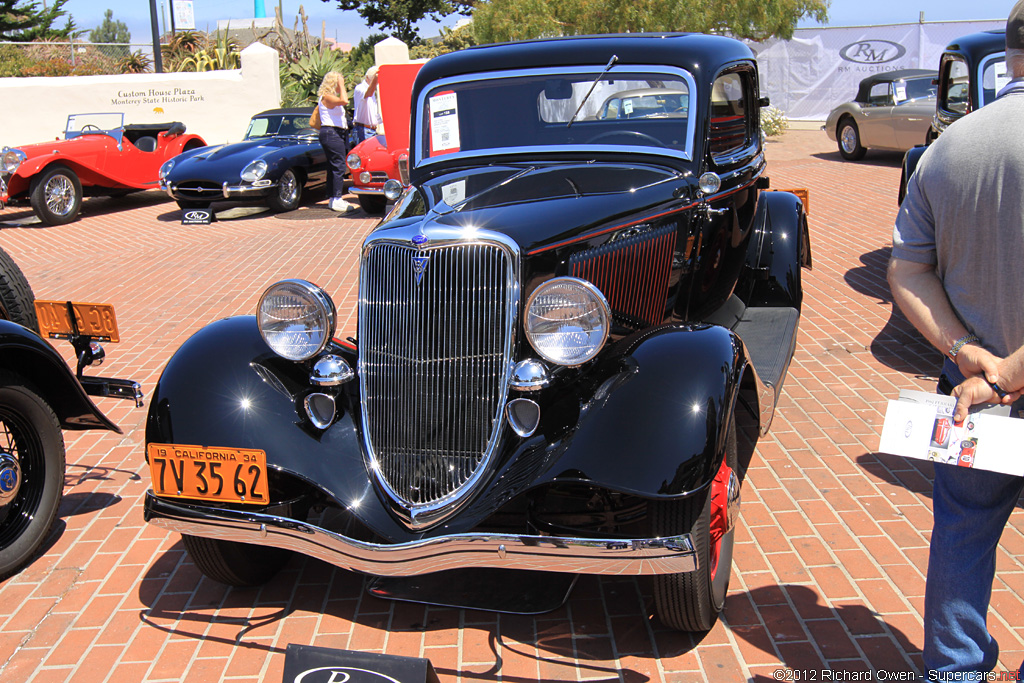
[147,443,270,505]
[34,300,119,342]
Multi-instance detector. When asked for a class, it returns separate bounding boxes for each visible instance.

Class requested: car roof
[854,69,935,102]
[945,29,1005,62]
[253,107,314,118]
[413,33,754,100]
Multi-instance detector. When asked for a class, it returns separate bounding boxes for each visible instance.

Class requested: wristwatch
[948,333,979,360]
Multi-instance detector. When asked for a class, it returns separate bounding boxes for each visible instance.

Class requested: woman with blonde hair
[316,71,353,212]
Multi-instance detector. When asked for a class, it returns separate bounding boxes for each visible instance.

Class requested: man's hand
[952,376,1020,423]
[956,343,1002,382]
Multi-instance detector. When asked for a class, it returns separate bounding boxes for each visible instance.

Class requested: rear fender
[0,320,118,432]
[899,145,927,206]
[740,189,810,309]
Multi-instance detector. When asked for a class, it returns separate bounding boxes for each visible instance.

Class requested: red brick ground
[0,129,1021,682]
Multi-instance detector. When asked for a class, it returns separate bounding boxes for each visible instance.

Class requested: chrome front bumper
[160,180,274,201]
[143,491,698,576]
[350,186,384,196]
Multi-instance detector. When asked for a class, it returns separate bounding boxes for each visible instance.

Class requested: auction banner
[750,20,1003,120]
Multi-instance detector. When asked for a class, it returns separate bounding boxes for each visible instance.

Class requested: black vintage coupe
[158,108,326,213]
[142,33,811,631]
[899,30,1006,201]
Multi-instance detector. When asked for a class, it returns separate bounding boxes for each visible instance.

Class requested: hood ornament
[411,230,430,284]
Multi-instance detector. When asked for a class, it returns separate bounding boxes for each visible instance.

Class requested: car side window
[709,70,753,162]
[868,83,893,106]
[941,58,970,115]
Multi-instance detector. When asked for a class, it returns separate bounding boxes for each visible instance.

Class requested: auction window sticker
[441,179,466,206]
[994,60,1010,95]
[429,91,461,155]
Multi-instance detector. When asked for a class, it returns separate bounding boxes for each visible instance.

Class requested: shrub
[760,106,789,138]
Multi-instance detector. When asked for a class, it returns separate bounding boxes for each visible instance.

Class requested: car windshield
[901,77,937,101]
[415,67,696,166]
[979,52,1008,107]
[245,114,315,139]
[65,113,124,136]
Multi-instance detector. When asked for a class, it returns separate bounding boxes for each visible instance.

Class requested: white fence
[751,20,1005,121]
[0,43,281,147]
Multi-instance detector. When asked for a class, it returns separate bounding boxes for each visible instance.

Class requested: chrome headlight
[1,148,26,175]
[383,178,404,201]
[241,159,268,183]
[158,158,174,180]
[258,279,337,361]
[525,277,610,366]
[346,153,362,170]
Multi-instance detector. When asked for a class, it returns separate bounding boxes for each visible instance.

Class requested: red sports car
[1,113,206,225]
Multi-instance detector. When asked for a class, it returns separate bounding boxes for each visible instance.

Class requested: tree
[0,0,77,41]
[89,9,130,44]
[325,0,471,43]
[472,0,829,45]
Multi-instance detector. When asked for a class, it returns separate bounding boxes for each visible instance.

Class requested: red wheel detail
[707,456,732,579]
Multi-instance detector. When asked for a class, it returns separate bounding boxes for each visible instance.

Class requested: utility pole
[149,0,164,72]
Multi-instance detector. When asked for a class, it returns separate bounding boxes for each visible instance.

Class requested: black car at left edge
[142,33,812,631]
[159,108,327,213]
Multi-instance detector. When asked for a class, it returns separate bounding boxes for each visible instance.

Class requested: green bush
[0,45,32,77]
[760,106,789,138]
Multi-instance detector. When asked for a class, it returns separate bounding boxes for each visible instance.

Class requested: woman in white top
[316,71,353,213]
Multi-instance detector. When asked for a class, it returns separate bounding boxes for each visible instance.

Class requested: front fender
[741,189,810,309]
[0,320,118,432]
[531,323,747,498]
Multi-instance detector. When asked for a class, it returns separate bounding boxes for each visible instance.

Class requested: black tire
[0,372,65,580]
[0,246,38,333]
[175,200,210,211]
[182,534,292,587]
[358,194,387,215]
[837,117,866,161]
[652,418,738,631]
[267,168,303,212]
[30,165,83,226]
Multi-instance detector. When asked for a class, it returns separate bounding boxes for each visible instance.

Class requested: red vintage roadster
[1,113,206,225]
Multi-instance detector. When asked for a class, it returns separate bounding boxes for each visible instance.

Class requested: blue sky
[61,0,1013,48]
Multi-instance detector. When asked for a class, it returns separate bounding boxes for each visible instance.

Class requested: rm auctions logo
[840,40,907,64]
[292,667,401,683]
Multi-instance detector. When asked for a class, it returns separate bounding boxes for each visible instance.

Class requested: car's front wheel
[30,165,82,226]
[182,534,293,587]
[0,372,65,580]
[358,194,387,215]
[267,168,303,212]
[837,117,866,160]
[652,418,737,631]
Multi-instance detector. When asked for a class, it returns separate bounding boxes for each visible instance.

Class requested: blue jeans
[924,359,1024,680]
[318,125,348,199]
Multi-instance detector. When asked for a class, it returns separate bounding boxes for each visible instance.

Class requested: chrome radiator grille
[359,240,515,509]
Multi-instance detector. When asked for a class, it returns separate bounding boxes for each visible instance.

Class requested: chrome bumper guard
[143,491,698,576]
[221,181,274,198]
[351,187,384,196]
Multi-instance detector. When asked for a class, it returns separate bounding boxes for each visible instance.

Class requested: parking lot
[0,128,1021,682]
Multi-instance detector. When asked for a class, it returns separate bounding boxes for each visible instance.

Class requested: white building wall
[0,43,281,147]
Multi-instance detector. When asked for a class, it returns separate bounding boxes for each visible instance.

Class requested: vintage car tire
[0,372,65,580]
[837,118,866,161]
[181,534,293,587]
[175,200,211,211]
[358,194,387,215]
[266,168,303,213]
[29,165,83,226]
[0,246,39,333]
[652,419,737,631]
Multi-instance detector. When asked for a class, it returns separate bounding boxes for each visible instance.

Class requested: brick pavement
[0,129,1021,682]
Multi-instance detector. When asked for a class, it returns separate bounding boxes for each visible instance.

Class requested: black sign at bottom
[181,209,214,225]
[282,644,441,683]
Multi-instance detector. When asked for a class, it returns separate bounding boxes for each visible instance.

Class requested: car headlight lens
[241,159,268,183]
[158,158,174,180]
[525,277,610,366]
[258,279,337,361]
[346,153,362,170]
[1,148,26,175]
[383,178,404,201]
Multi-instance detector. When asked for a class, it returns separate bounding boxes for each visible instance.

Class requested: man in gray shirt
[888,2,1024,678]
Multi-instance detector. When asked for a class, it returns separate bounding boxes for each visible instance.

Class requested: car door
[857,82,899,150]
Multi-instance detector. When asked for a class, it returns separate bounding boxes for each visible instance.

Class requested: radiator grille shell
[358,230,519,529]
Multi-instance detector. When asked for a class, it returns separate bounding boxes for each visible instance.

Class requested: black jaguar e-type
[158,108,327,213]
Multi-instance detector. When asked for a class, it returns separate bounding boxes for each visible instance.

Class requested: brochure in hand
[878,389,1024,476]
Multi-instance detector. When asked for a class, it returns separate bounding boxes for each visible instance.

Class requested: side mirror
[758,96,770,108]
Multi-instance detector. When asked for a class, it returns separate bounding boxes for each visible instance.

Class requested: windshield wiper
[567,54,619,128]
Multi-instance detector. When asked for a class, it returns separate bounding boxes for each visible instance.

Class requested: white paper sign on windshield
[995,61,1011,95]
[429,92,460,154]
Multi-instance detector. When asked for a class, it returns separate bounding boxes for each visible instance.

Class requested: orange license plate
[147,443,270,505]
[34,300,119,342]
